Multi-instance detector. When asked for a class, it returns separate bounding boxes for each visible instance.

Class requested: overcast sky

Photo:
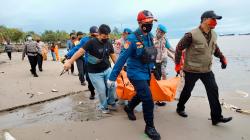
[0,0,249,38]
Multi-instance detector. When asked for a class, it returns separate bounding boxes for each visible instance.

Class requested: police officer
[175,10,232,125]
[108,10,161,140]
[153,24,175,107]
[22,35,40,77]
[114,28,132,58]
[65,26,99,100]
[4,40,13,60]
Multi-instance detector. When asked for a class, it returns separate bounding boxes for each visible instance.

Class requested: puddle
[0,92,111,130]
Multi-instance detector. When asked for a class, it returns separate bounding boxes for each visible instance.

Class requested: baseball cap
[201,10,222,20]
[89,26,98,34]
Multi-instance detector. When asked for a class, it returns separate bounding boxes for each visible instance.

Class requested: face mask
[207,19,217,29]
[101,38,109,43]
[91,34,97,38]
[141,23,153,33]
[37,40,40,43]
[78,37,82,40]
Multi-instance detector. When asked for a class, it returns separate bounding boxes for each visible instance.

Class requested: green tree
[9,28,24,42]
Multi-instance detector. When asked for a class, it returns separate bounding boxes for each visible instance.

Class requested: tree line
[0,25,122,45]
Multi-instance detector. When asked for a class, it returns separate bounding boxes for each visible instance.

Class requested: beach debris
[221,102,250,115]
[37,111,53,116]
[4,132,16,140]
[26,92,35,98]
[44,131,51,134]
[51,89,58,92]
[37,92,45,95]
[79,101,83,105]
[236,90,249,98]
[0,71,4,74]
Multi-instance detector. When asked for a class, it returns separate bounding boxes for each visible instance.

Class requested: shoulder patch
[124,41,131,49]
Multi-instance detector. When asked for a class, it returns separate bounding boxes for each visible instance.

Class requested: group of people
[63,10,232,140]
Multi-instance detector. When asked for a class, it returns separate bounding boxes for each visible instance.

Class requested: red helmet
[137,10,157,23]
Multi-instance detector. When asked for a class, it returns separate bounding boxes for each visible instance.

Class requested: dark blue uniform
[109,28,155,127]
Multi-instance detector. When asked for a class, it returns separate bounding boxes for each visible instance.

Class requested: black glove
[220,56,227,69]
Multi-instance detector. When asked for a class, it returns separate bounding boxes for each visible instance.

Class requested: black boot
[33,72,39,77]
[176,109,188,117]
[212,117,232,125]
[145,125,161,140]
[124,105,136,121]
[89,91,95,100]
[155,101,166,106]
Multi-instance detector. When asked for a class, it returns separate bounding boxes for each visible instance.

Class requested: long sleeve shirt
[175,27,224,65]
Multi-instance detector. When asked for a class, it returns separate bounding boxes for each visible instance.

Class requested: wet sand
[0,97,249,140]
[0,45,250,140]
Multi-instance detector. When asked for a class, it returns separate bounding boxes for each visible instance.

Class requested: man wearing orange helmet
[108,10,161,140]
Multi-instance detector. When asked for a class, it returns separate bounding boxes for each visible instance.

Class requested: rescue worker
[65,26,99,100]
[64,24,117,114]
[108,10,161,140]
[36,37,45,71]
[175,10,232,125]
[22,35,40,77]
[153,24,175,106]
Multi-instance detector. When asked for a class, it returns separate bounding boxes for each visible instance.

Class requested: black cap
[89,26,98,34]
[201,10,222,20]
[76,31,83,36]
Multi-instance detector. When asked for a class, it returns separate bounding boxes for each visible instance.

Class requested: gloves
[107,79,116,89]
[175,64,181,74]
[220,56,227,69]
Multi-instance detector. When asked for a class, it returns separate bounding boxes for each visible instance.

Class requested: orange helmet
[137,10,157,23]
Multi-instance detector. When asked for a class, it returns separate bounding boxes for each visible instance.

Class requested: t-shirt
[82,38,114,73]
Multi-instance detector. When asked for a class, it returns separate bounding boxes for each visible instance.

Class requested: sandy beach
[0,38,250,140]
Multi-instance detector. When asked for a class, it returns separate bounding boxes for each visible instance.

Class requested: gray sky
[0,0,249,38]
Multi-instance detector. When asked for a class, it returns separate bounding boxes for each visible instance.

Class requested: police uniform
[109,28,155,127]
[22,40,40,77]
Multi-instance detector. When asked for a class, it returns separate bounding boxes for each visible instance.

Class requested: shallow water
[168,36,250,97]
[0,92,111,129]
